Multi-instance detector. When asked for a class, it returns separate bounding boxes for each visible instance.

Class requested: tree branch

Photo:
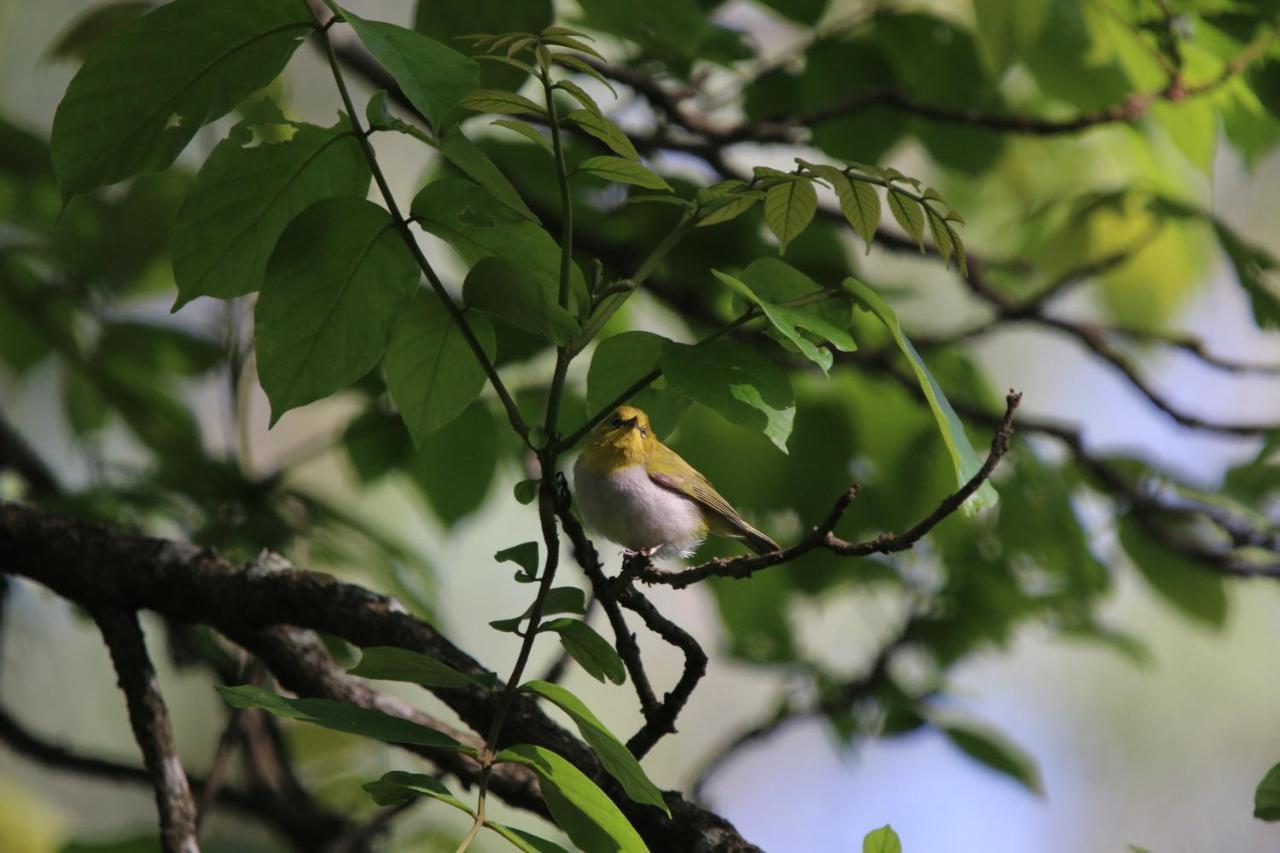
[639,392,1020,590]
[0,501,761,852]
[92,606,199,853]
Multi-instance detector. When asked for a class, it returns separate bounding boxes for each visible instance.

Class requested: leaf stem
[317,25,531,443]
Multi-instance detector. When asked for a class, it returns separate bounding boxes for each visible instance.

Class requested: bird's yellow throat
[578,405,656,473]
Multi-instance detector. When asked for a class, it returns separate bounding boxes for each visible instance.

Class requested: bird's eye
[639,426,648,437]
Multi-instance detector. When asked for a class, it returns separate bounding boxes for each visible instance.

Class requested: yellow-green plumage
[573,405,779,558]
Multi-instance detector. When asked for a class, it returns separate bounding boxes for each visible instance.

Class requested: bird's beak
[622,416,638,430]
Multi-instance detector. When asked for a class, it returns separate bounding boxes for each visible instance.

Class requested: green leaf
[514,479,540,505]
[409,402,499,525]
[887,189,925,249]
[97,322,223,377]
[496,743,649,853]
[460,89,547,117]
[541,618,626,684]
[836,175,881,254]
[412,177,584,313]
[660,339,796,452]
[384,295,494,446]
[438,131,538,221]
[48,1,152,62]
[342,9,480,131]
[414,0,551,91]
[926,205,956,270]
[1117,514,1228,629]
[496,541,540,576]
[493,587,588,633]
[972,0,1051,73]
[556,79,605,115]
[862,824,902,853]
[350,646,496,689]
[364,770,472,810]
[941,721,1043,795]
[586,331,690,439]
[711,270,854,374]
[364,771,574,852]
[566,111,640,160]
[521,680,669,815]
[695,187,763,227]
[256,197,418,422]
[172,113,371,307]
[551,54,619,98]
[1255,762,1280,821]
[843,278,998,512]
[763,178,817,254]
[489,824,574,853]
[216,684,469,751]
[463,257,580,346]
[577,156,671,190]
[492,118,553,152]
[51,0,313,196]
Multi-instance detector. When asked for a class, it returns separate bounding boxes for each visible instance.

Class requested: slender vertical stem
[541,66,577,439]
[457,483,563,852]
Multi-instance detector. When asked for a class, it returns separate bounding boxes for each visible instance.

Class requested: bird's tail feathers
[736,520,779,556]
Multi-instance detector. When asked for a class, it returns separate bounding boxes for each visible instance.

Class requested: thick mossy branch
[0,501,761,853]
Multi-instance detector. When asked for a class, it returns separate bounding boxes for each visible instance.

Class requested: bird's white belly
[573,460,706,558]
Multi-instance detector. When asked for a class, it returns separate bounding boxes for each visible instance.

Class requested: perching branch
[92,606,200,853]
[639,392,1021,590]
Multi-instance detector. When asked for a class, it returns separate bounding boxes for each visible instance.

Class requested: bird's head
[582,405,656,468]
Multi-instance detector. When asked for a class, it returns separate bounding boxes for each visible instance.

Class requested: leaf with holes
[661,339,796,452]
[51,0,313,197]
[712,269,855,374]
[256,197,418,422]
[172,111,370,308]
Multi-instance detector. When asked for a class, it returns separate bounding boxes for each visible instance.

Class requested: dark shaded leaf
[256,197,418,421]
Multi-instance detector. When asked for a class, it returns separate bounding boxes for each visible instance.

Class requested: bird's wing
[646,444,778,554]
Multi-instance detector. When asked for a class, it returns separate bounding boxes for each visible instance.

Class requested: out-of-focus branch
[92,606,199,853]
[691,613,918,803]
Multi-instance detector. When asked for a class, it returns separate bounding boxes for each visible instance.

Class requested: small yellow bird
[573,405,779,559]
